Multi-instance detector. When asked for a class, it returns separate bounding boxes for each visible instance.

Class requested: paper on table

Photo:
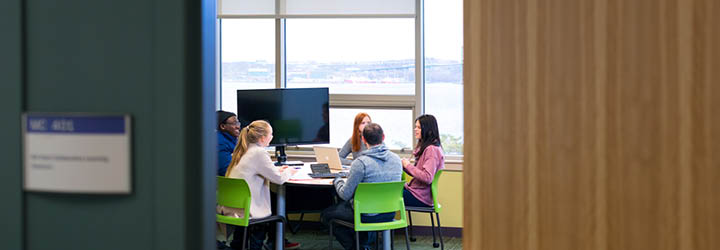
[288,166,312,180]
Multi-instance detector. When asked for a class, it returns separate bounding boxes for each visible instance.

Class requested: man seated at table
[320,123,403,250]
[216,110,240,176]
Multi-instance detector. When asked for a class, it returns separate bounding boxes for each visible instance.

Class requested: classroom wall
[0,0,217,249]
[407,166,464,228]
[464,0,720,249]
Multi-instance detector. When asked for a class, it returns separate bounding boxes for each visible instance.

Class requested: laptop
[313,146,346,170]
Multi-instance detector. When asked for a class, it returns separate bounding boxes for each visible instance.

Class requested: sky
[220,0,463,63]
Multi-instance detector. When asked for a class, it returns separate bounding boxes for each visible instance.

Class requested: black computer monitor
[236,88,329,164]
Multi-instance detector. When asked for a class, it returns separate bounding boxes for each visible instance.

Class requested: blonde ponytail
[225,120,271,177]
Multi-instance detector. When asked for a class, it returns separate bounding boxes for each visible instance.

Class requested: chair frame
[217,176,288,250]
[406,169,444,250]
[329,181,412,250]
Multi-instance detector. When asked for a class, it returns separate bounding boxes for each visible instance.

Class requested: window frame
[217,0,464,160]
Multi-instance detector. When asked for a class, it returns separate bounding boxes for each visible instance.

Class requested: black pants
[229,186,335,249]
[230,223,270,250]
[320,200,395,250]
[403,188,432,207]
[230,193,280,250]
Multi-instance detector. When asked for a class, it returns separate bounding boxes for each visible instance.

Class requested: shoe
[216,241,231,250]
[284,240,301,250]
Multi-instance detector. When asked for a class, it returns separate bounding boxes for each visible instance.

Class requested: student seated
[321,123,403,250]
[338,112,372,165]
[218,120,300,250]
[401,114,445,207]
[216,110,241,176]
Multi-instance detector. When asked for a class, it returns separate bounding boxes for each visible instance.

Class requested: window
[329,108,413,150]
[424,0,463,155]
[218,0,464,157]
[221,19,275,114]
[286,19,415,95]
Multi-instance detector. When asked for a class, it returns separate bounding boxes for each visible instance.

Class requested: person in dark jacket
[217,110,241,176]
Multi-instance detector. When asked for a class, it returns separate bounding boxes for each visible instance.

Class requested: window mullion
[216,19,222,109]
[275,18,286,88]
[414,0,425,118]
[414,0,425,151]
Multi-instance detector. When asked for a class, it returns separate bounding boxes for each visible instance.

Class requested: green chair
[216,176,287,250]
[402,171,410,182]
[406,169,444,249]
[329,181,411,250]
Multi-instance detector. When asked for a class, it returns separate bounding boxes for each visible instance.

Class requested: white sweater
[226,143,291,219]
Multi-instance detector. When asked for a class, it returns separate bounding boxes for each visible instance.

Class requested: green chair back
[431,169,443,213]
[216,176,251,227]
[353,181,408,231]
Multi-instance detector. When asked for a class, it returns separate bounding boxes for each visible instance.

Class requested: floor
[284,227,463,250]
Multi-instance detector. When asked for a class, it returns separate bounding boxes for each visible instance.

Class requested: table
[273,163,393,250]
[274,163,342,250]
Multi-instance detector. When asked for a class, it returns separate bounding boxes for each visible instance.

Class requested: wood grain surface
[463,0,719,249]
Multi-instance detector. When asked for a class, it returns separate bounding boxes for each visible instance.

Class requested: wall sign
[23,113,131,194]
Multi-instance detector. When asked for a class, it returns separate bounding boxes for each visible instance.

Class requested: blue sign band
[26,115,126,134]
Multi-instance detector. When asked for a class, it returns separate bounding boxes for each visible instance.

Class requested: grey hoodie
[334,143,403,201]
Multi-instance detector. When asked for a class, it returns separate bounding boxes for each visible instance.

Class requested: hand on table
[332,176,345,186]
[279,165,298,176]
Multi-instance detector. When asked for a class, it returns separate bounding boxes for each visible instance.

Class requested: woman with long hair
[338,112,372,165]
[402,114,444,207]
[220,120,299,250]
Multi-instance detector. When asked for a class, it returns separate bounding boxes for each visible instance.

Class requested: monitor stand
[274,145,303,166]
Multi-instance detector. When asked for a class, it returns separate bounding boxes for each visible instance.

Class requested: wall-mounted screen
[236,88,329,146]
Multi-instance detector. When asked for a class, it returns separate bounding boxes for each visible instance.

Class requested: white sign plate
[23,113,131,194]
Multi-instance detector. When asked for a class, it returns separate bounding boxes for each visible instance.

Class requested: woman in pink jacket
[401,114,444,207]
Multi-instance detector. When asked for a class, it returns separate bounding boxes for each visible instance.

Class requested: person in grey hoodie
[320,123,403,250]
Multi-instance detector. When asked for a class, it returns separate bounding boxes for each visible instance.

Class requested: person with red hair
[338,112,372,165]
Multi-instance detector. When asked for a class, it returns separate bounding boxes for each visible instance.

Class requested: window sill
[275,149,464,171]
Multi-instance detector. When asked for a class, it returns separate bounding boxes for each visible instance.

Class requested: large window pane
[329,108,413,150]
[286,19,415,95]
[424,0,464,155]
[221,19,275,113]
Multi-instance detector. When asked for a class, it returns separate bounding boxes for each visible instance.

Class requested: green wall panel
[0,0,24,248]
[15,0,216,249]
[24,0,155,249]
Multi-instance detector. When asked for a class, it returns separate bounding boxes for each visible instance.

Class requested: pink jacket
[403,145,444,206]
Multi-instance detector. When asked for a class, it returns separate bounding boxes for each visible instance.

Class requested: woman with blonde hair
[338,112,372,165]
[220,120,300,250]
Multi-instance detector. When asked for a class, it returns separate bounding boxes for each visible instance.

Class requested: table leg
[383,230,392,250]
[276,184,285,250]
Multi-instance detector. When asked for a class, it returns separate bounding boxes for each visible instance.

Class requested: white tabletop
[285,162,348,186]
